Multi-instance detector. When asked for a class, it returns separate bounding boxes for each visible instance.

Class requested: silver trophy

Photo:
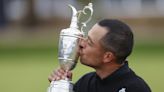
[47,3,93,92]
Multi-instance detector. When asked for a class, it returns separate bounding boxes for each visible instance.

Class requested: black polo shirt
[73,62,151,92]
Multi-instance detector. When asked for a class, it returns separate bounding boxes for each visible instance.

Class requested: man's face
[79,24,108,68]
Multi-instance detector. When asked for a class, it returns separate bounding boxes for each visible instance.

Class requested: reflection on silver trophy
[47,3,93,92]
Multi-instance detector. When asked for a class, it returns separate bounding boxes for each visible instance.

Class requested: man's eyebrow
[88,36,94,44]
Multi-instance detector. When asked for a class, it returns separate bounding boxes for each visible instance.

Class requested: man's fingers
[48,75,55,82]
[53,68,65,77]
[48,68,72,82]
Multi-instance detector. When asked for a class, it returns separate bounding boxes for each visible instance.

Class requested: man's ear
[103,52,115,63]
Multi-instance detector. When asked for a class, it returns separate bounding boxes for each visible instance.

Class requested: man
[48,19,151,92]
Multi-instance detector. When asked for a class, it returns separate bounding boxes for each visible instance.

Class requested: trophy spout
[68,5,78,29]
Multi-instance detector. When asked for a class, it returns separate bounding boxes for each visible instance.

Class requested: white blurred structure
[4,0,164,21]
[5,0,27,21]
[156,0,164,15]
[96,0,164,18]
[34,0,77,20]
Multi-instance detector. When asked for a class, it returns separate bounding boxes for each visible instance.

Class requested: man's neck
[96,63,124,79]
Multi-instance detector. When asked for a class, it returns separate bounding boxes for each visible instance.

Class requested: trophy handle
[68,3,93,36]
[78,3,93,36]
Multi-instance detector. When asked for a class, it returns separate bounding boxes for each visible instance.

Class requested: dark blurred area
[0,0,7,28]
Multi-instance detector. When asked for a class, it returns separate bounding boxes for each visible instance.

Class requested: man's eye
[87,40,92,46]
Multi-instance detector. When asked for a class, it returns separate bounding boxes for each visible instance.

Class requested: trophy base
[47,80,74,92]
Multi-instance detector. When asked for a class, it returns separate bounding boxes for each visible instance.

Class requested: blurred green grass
[0,43,164,92]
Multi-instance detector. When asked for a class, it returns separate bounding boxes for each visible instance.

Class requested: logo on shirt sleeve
[118,88,126,92]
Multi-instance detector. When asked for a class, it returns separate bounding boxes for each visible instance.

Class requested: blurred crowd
[1,0,164,27]
[0,0,164,45]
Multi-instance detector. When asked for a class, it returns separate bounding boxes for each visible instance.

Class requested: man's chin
[79,58,88,65]
[79,58,85,64]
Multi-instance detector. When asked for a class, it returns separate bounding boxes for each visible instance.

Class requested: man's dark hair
[98,19,134,64]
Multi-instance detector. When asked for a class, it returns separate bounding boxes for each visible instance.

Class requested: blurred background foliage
[0,0,164,92]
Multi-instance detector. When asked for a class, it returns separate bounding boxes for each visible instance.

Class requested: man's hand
[48,68,72,82]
